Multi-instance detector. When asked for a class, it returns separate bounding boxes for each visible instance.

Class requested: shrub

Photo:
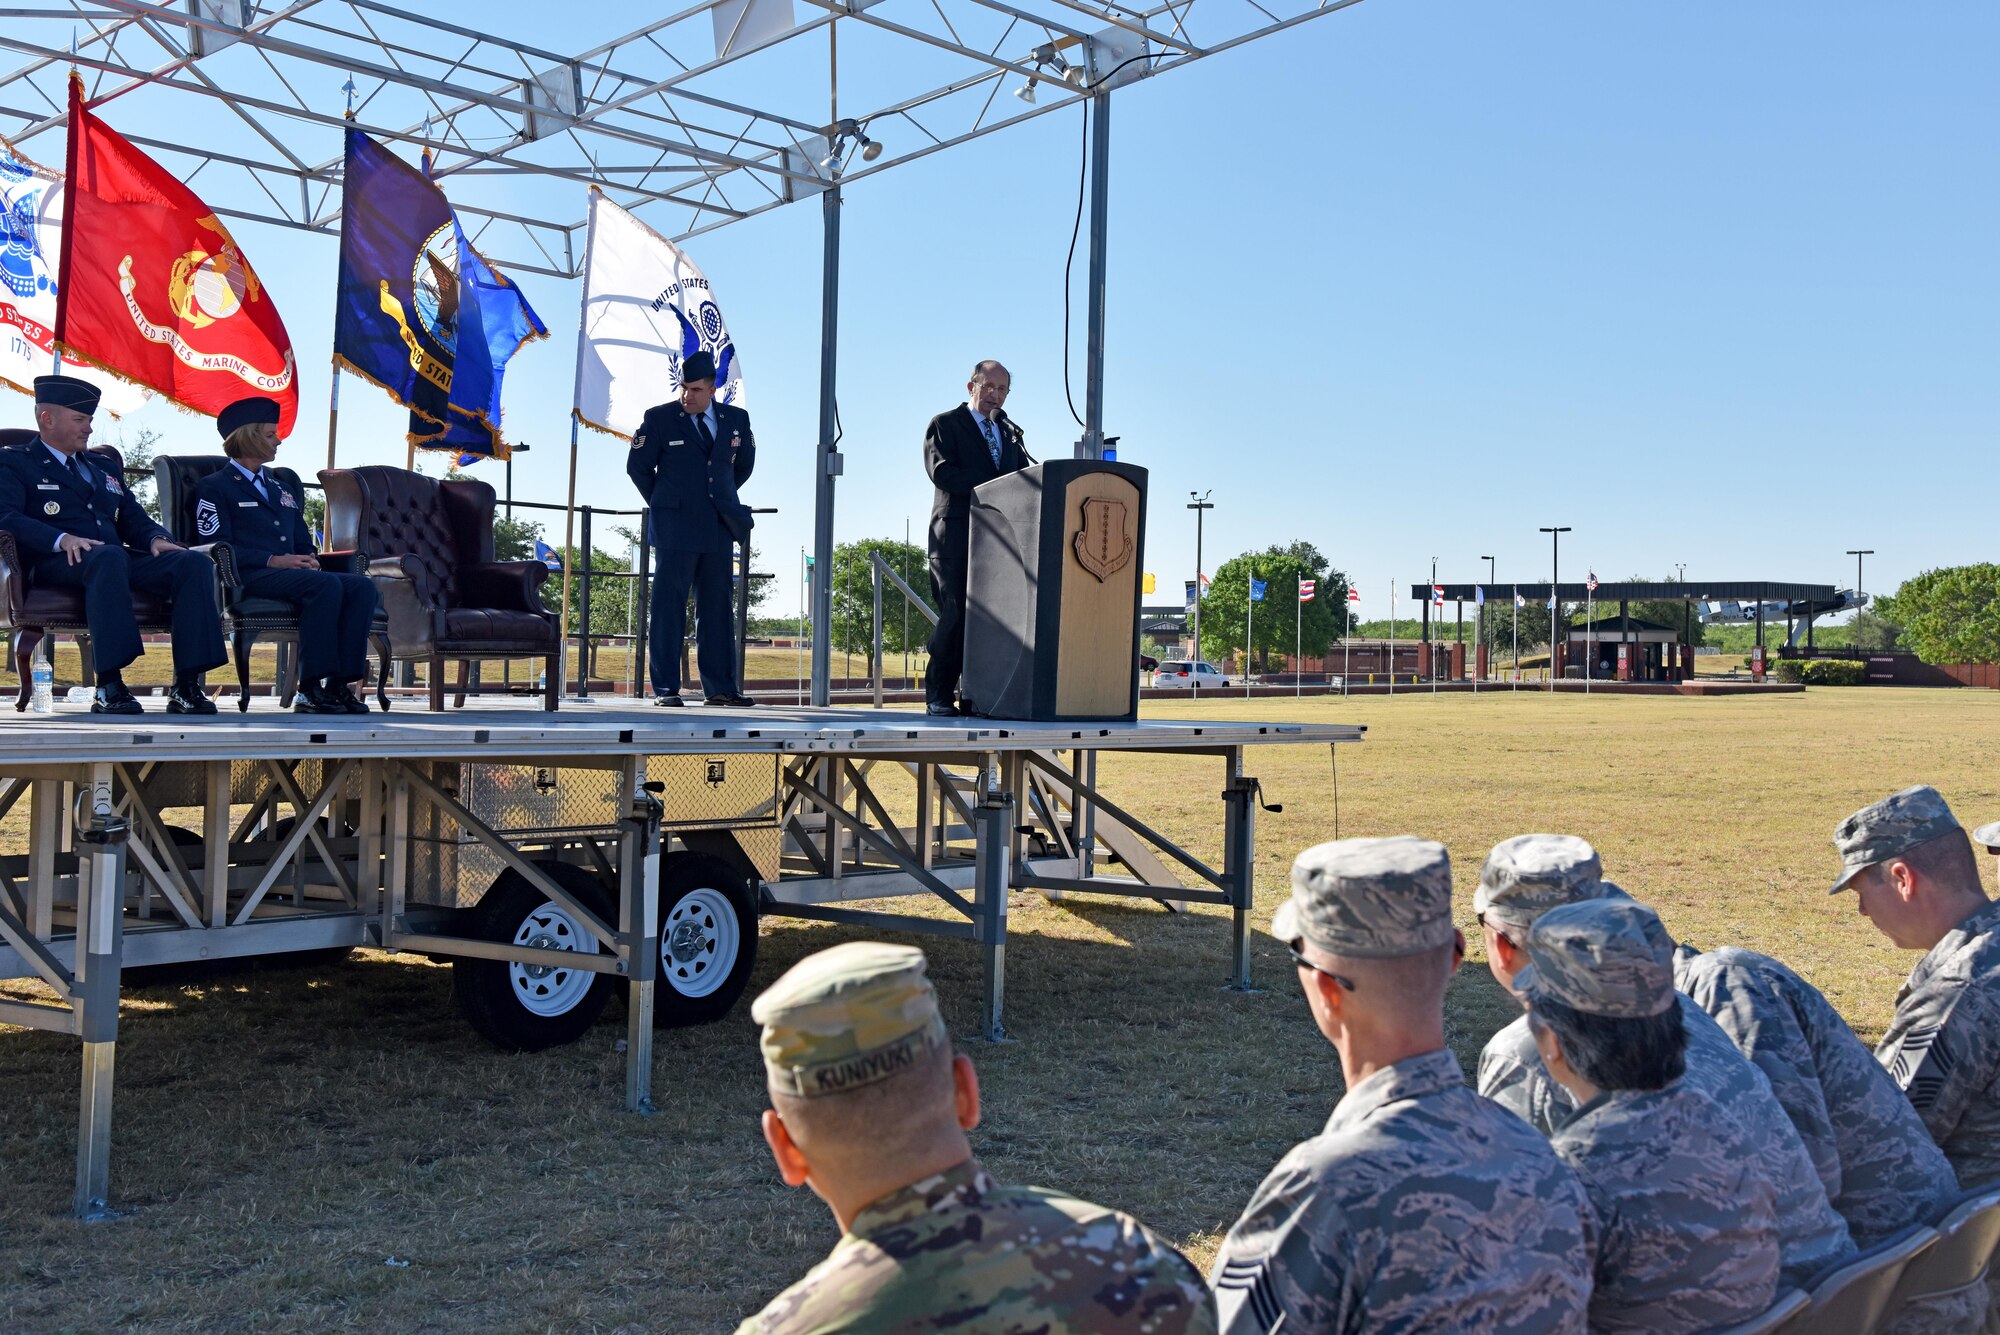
[1773,659,1807,683]
[1803,659,1866,686]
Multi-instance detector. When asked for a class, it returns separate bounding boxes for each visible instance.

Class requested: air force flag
[573,189,743,440]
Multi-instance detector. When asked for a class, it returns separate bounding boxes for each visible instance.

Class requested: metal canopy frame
[0,0,1355,275]
[0,0,1362,702]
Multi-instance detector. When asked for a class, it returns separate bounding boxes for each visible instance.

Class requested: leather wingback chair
[0,436,181,709]
[319,465,560,711]
[153,454,391,712]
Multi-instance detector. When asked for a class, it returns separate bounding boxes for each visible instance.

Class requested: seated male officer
[0,375,224,715]
[193,396,376,714]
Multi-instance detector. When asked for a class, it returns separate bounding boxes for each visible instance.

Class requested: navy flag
[335,130,543,457]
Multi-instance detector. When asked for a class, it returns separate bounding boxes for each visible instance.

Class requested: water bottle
[30,658,53,714]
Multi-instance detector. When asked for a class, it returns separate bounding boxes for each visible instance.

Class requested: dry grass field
[2,687,1999,1330]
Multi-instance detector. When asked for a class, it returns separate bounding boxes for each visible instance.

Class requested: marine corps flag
[54,75,296,430]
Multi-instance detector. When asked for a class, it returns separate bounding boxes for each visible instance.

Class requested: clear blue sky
[42,1,1999,620]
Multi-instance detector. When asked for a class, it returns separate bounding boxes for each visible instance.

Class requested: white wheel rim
[508,900,600,1017]
[662,886,740,999]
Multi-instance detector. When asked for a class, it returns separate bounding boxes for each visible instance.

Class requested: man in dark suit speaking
[626,350,756,707]
[922,359,1028,716]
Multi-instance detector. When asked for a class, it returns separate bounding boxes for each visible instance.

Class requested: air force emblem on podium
[1071,496,1133,582]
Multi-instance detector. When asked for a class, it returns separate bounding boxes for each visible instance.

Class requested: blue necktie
[979,416,1000,466]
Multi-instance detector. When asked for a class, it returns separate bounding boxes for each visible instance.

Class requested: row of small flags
[1427,571,1598,610]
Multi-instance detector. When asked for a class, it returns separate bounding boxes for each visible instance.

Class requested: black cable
[1061,96,1088,429]
[1060,51,1171,431]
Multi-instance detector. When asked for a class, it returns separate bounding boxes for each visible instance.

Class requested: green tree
[1878,566,2000,663]
[830,539,932,666]
[105,427,163,522]
[1197,544,1351,670]
[1850,607,1902,652]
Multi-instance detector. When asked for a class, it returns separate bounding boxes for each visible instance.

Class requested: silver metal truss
[0,0,1361,277]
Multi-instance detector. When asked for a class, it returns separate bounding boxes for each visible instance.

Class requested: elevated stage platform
[0,698,1361,1218]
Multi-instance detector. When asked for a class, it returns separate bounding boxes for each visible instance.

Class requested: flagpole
[1586,579,1594,696]
[324,357,342,470]
[1513,584,1519,692]
[1388,578,1395,698]
[1472,586,1479,697]
[1295,582,1302,699]
[1245,566,1253,700]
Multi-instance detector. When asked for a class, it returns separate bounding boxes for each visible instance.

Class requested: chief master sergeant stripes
[1211,836,1593,1334]
[192,396,376,714]
[736,941,1215,1335]
[0,374,224,714]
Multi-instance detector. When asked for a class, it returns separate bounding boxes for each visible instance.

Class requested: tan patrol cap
[751,941,948,1098]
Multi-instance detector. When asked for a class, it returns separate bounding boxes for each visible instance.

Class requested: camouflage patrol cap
[1273,835,1454,959]
[1830,785,1964,895]
[1972,821,2000,854]
[1474,834,1607,929]
[751,941,948,1098]
[1517,897,1677,1018]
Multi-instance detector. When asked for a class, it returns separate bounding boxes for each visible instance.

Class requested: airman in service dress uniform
[1522,898,1782,1334]
[0,374,224,714]
[625,349,755,707]
[738,941,1214,1335]
[192,396,376,714]
[1472,834,1854,1287]
[1212,836,1594,1334]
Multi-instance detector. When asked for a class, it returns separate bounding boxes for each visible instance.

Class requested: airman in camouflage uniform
[1472,835,1854,1286]
[1674,942,1983,1332]
[1212,836,1594,1333]
[1522,898,1783,1334]
[737,941,1214,1335]
[1836,788,2000,1198]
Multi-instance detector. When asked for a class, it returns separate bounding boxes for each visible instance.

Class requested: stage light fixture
[1015,78,1037,104]
[860,135,883,162]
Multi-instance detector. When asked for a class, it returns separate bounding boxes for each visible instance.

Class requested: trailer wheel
[453,862,616,1052]
[651,853,758,1028]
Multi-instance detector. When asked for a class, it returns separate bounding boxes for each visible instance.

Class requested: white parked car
[1153,660,1232,689]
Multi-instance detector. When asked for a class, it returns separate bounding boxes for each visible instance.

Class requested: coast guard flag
[574,190,743,439]
[55,77,295,428]
[0,139,146,412]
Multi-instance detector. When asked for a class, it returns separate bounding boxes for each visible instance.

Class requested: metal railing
[123,467,776,699]
[871,552,938,707]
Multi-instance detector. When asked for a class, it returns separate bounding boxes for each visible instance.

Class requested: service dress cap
[32,374,100,415]
[1830,785,1964,895]
[681,349,717,384]
[1517,897,1678,1019]
[751,941,947,1098]
[1273,835,1454,960]
[1474,834,1608,930]
[216,396,281,438]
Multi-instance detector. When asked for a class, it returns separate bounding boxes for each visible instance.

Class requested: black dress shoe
[292,682,345,715]
[925,700,959,717]
[711,693,756,707]
[91,681,144,715]
[653,693,686,707]
[165,682,217,715]
[328,682,370,715]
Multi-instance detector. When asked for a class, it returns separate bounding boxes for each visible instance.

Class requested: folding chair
[1881,1184,2000,1329]
[1769,1225,1936,1335]
[1699,1287,1806,1335]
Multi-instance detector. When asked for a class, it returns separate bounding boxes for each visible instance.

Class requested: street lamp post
[1188,491,1213,693]
[1847,549,1875,648]
[1539,527,1572,680]
[504,443,531,519]
[1480,554,1495,681]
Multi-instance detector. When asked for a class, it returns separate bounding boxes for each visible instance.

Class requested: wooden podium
[961,460,1148,721]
